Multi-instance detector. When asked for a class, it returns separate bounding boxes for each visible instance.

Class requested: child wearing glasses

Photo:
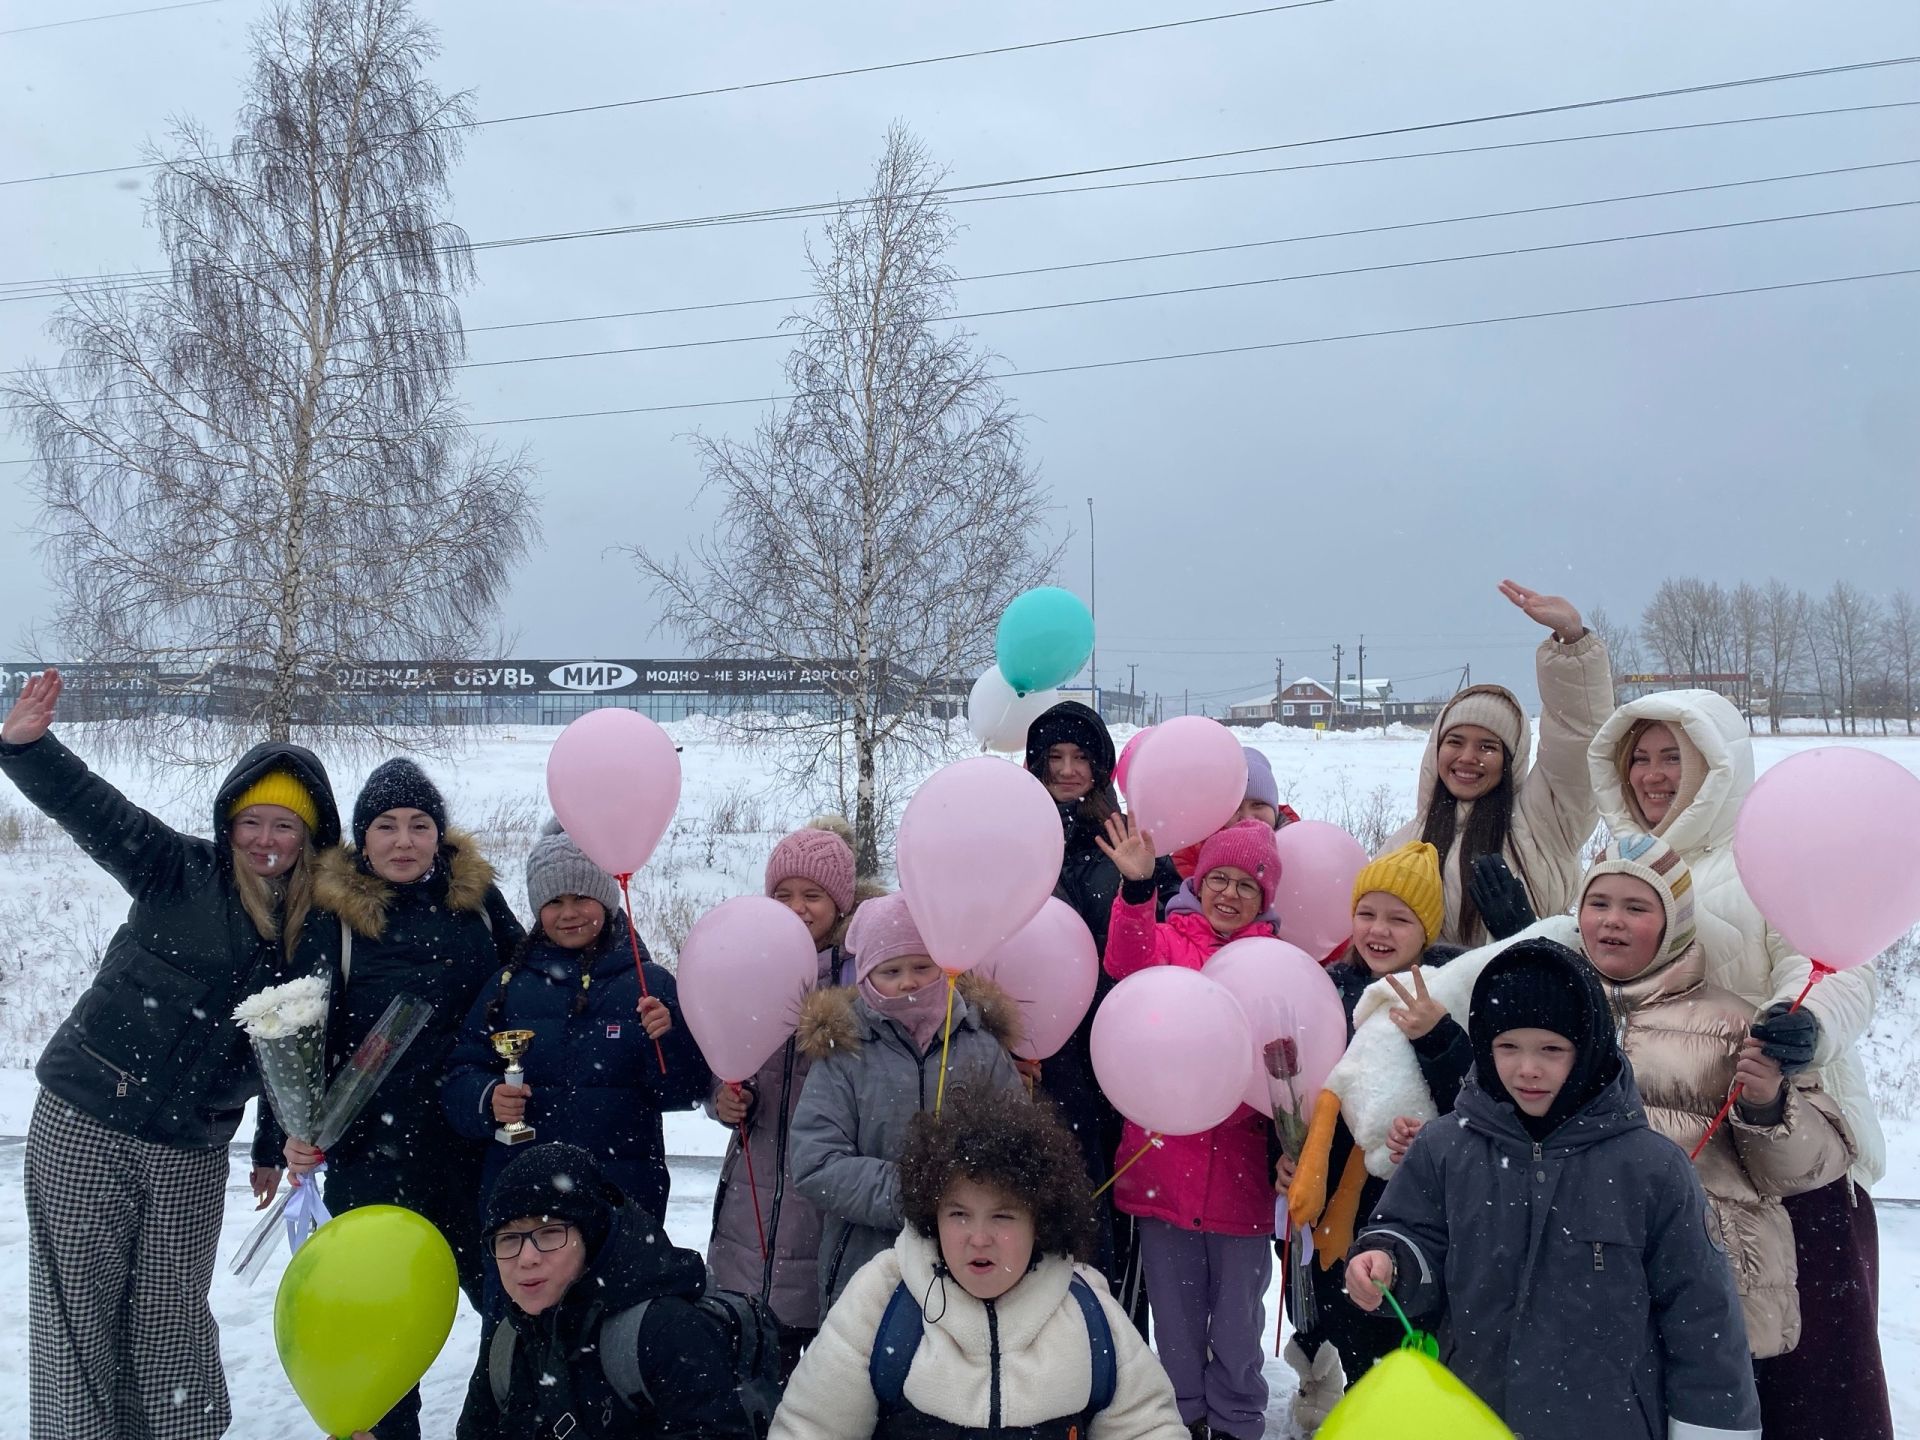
[459,1141,753,1440]
[1095,817,1283,1440]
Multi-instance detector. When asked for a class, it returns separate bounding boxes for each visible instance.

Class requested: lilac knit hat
[846,893,929,981]
[1194,819,1282,911]
[764,821,857,915]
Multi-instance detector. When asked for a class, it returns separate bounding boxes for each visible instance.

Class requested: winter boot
[1186,1422,1211,1440]
[1283,1336,1346,1435]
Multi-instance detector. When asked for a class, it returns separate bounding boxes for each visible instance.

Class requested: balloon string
[736,1091,769,1263]
[934,974,957,1116]
[1091,1135,1162,1199]
[1690,959,1831,1161]
[1383,1289,1419,1349]
[616,873,668,1074]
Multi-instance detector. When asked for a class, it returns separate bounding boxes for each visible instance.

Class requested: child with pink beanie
[1097,817,1283,1440]
[787,892,1026,1312]
[705,818,871,1374]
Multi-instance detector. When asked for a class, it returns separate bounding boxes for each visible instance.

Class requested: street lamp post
[1086,496,1097,715]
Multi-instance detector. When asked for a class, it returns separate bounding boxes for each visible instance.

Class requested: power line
[10,191,1912,405]
[442,194,1920,374]
[3,82,1916,304]
[0,0,228,37]
[2,261,1905,466]
[0,2,1333,186]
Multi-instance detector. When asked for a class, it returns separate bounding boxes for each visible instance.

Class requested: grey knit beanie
[525,829,623,918]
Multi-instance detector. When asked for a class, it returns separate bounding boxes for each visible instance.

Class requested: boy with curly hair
[771,1088,1190,1439]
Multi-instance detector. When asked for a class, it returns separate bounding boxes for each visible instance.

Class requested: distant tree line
[1586,580,1918,736]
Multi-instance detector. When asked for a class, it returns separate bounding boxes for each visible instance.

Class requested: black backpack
[490,1288,785,1438]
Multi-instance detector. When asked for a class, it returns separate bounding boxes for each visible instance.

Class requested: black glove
[1469,854,1536,940]
[1751,1003,1820,1074]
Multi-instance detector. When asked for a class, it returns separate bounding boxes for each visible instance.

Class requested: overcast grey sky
[3,0,1916,709]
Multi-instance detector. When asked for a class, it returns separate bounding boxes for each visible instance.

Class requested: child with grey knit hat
[441,824,711,1236]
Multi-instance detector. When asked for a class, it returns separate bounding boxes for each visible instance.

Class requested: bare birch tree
[1586,605,1640,704]
[4,0,535,759]
[1640,577,1733,679]
[632,127,1059,874]
[1884,590,1918,734]
[1761,579,1807,733]
[1815,581,1880,736]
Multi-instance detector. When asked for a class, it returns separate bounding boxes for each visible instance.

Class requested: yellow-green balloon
[1319,1350,1515,1440]
[274,1204,459,1438]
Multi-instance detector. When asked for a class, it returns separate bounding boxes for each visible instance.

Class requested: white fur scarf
[1323,916,1580,1177]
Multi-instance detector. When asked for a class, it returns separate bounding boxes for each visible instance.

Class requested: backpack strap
[599,1299,655,1410]
[487,1320,515,1409]
[339,919,353,985]
[1068,1275,1117,1413]
[867,1282,925,1411]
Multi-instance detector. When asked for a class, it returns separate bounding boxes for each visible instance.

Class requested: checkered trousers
[25,1090,231,1440]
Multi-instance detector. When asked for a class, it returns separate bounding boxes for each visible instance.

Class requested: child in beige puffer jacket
[1575,835,1853,1361]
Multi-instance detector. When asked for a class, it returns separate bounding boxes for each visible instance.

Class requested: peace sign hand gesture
[1385,966,1448,1041]
[1498,580,1585,644]
[1094,812,1159,883]
[1,668,61,746]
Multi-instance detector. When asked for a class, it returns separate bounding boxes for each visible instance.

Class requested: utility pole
[1274,656,1284,724]
[1086,496,1097,715]
[1183,687,1189,717]
[1128,662,1139,723]
[1357,635,1367,736]
[1332,643,1344,731]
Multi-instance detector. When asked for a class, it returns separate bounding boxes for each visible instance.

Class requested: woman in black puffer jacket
[0,668,339,1440]
[280,759,524,1440]
[1022,701,1179,1328]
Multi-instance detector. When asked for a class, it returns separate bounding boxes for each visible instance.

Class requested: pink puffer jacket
[1103,894,1276,1236]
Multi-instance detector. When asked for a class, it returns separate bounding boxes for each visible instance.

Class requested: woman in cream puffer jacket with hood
[1590,689,1892,1440]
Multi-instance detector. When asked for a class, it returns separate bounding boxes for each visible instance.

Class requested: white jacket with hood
[1384,631,1615,947]
[1588,689,1884,1187]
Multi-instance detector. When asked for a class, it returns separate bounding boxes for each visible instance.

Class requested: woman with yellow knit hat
[1277,840,1468,1434]
[0,668,340,1440]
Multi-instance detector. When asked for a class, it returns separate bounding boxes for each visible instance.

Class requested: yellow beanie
[1351,840,1445,947]
[228,769,319,832]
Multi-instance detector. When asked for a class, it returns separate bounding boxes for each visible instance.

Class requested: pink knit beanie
[764,820,857,915]
[1194,819,1282,911]
[846,893,929,981]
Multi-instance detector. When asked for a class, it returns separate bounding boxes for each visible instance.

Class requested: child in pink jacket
[1096,816,1281,1440]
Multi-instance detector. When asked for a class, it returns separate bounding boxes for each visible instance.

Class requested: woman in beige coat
[1383,580,1614,946]
[1575,836,1852,1366]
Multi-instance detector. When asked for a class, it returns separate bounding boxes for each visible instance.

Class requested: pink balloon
[1090,968,1253,1136]
[973,898,1099,1060]
[1733,747,1920,970]
[1122,717,1247,853]
[546,708,682,876]
[1112,727,1152,795]
[896,757,1065,974]
[676,897,820,1083]
[1272,821,1370,959]
[1202,936,1349,1114]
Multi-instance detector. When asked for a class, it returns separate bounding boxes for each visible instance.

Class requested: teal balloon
[996,587,1094,695]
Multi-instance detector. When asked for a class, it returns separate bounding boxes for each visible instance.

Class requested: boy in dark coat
[459,1142,752,1440]
[1344,939,1761,1440]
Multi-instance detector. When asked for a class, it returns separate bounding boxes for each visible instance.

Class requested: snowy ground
[0,719,1916,1436]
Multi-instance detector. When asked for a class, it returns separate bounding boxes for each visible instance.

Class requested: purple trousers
[1137,1219,1271,1440]
[1752,1178,1892,1440]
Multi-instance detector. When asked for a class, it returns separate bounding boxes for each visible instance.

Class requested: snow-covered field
[0,718,1915,1436]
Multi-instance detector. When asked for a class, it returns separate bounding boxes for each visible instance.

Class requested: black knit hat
[1023,701,1116,788]
[1468,938,1621,1139]
[352,758,447,850]
[484,1142,621,1259]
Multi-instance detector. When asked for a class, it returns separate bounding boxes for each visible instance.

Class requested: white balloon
[966,667,1059,752]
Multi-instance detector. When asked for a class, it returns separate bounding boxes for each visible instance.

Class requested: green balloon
[274,1204,458,1438]
[996,586,1095,696]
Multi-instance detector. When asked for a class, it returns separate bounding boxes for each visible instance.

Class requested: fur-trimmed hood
[795,973,1020,1061]
[315,828,498,939]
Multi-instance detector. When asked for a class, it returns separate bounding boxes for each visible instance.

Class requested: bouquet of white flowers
[228,974,433,1282]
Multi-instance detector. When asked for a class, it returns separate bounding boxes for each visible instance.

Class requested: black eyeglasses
[490,1222,574,1260]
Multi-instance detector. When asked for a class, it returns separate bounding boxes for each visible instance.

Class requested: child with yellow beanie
[1278,841,1469,1433]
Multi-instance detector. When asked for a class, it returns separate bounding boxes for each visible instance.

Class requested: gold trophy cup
[490,1029,537,1146]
